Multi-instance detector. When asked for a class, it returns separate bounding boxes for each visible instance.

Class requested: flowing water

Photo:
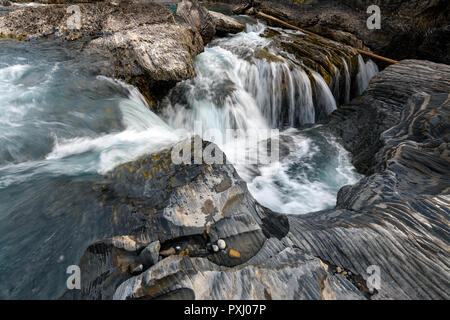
[162,21,375,214]
[0,19,377,299]
[0,41,178,299]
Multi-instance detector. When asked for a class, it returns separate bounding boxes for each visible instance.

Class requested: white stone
[217,239,226,250]
[212,245,219,252]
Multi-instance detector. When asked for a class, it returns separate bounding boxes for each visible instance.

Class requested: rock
[129,263,143,275]
[0,2,204,109]
[113,248,365,300]
[328,60,450,174]
[232,3,251,15]
[217,239,226,250]
[418,25,450,64]
[212,245,219,252]
[60,56,449,300]
[208,10,245,35]
[1,0,11,6]
[139,241,160,268]
[176,0,215,44]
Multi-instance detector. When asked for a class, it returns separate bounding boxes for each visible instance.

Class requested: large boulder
[250,0,450,64]
[0,2,204,108]
[208,10,245,35]
[176,0,216,44]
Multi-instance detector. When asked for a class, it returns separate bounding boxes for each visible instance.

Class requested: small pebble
[336,266,342,273]
[212,244,219,252]
[229,249,241,258]
[217,239,226,250]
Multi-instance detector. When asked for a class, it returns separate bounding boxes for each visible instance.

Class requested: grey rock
[139,241,161,268]
[176,0,216,44]
[69,59,450,301]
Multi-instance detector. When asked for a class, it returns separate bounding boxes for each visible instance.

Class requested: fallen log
[256,11,398,64]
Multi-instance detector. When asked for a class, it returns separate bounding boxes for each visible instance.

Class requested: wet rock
[252,0,449,64]
[68,57,450,300]
[113,249,365,300]
[139,241,160,268]
[328,60,450,174]
[208,10,245,35]
[232,3,251,15]
[129,263,143,275]
[261,27,361,110]
[62,138,290,299]
[176,0,216,44]
[0,2,204,108]
[291,90,450,299]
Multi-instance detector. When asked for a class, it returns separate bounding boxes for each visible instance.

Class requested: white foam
[355,55,379,95]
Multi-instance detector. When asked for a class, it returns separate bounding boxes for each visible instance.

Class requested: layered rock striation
[64,60,449,300]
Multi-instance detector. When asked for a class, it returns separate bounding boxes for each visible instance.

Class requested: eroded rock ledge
[234,0,449,65]
[62,60,449,300]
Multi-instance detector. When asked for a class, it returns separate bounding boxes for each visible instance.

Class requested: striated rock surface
[64,60,449,299]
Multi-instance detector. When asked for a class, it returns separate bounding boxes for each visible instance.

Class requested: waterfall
[342,58,351,104]
[312,72,337,120]
[161,19,364,215]
[355,54,379,96]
